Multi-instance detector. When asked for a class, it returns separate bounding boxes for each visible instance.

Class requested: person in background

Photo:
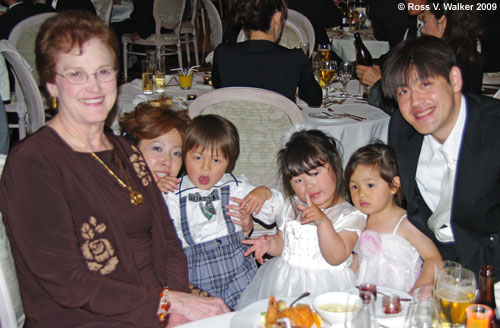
[478,5,500,73]
[237,128,366,309]
[162,114,284,309]
[383,36,500,281]
[287,0,341,48]
[0,11,228,327]
[345,141,442,293]
[0,0,53,40]
[111,0,154,43]
[212,0,322,107]
[421,0,483,93]
[53,0,96,15]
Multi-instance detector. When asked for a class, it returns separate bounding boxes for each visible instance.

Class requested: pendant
[130,191,144,206]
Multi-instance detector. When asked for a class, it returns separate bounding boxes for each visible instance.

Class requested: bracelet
[157,287,171,326]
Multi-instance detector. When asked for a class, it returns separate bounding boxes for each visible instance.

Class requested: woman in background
[212,0,322,107]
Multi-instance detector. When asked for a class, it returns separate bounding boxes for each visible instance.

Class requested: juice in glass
[179,74,193,90]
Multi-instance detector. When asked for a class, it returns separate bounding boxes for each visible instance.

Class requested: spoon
[289,291,311,307]
[355,286,411,302]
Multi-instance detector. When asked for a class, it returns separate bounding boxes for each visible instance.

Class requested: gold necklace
[75,138,144,206]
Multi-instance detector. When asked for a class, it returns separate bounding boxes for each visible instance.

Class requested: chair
[122,0,186,82]
[188,87,303,187]
[237,11,310,56]
[8,12,58,85]
[90,0,113,25]
[201,0,222,50]
[1,40,45,140]
[287,9,315,57]
[180,0,200,66]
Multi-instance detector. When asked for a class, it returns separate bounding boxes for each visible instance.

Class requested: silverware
[289,291,311,307]
[343,113,366,121]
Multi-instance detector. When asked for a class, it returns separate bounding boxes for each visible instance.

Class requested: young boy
[163,114,283,309]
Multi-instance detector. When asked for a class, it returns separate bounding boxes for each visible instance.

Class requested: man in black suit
[0,0,53,40]
[382,36,500,280]
[369,0,416,48]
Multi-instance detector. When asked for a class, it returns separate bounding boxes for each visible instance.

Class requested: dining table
[300,80,390,168]
[327,28,390,62]
[109,72,213,135]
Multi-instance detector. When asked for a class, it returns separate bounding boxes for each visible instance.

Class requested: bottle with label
[477,265,499,328]
[354,32,373,66]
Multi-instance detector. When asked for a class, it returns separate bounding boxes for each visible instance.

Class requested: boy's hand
[156,176,179,193]
[226,197,253,236]
[296,190,329,226]
[240,186,271,215]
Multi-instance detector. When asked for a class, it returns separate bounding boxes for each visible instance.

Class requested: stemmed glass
[338,61,354,98]
[317,43,332,61]
[435,267,476,327]
[320,60,337,100]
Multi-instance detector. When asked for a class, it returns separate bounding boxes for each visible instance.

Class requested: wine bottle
[341,0,349,30]
[354,32,373,66]
[477,265,499,328]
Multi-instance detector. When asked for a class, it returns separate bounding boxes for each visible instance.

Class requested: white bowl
[312,292,362,325]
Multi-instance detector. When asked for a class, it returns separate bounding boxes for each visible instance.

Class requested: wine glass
[435,267,476,327]
[320,60,337,100]
[338,61,354,98]
[317,43,332,61]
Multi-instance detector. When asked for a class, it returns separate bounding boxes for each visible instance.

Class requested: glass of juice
[178,71,193,90]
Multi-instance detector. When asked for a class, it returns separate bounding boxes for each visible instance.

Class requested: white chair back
[201,0,222,49]
[287,9,315,57]
[90,0,113,25]
[8,12,57,85]
[189,87,303,187]
[1,40,45,140]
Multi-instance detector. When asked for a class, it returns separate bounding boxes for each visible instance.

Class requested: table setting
[327,27,389,62]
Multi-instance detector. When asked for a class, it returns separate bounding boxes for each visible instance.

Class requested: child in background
[236,129,366,309]
[345,141,442,293]
[163,114,284,309]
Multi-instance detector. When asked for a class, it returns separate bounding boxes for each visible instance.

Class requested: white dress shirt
[164,173,284,248]
[416,95,467,237]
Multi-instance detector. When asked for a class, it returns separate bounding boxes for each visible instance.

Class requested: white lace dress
[356,214,423,293]
[236,198,366,310]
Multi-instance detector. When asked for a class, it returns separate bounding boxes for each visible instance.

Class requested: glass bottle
[477,265,499,328]
[354,32,373,66]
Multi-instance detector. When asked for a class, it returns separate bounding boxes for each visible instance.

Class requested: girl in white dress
[236,129,366,309]
[345,141,442,293]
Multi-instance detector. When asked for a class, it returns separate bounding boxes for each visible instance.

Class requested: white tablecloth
[110,72,213,135]
[301,80,390,167]
[328,32,390,62]
[111,2,134,23]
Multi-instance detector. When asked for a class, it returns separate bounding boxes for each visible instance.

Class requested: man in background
[0,0,53,40]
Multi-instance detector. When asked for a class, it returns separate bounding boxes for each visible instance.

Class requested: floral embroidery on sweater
[81,216,119,275]
[130,145,152,187]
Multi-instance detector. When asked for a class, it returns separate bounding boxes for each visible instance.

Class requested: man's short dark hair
[382,36,457,99]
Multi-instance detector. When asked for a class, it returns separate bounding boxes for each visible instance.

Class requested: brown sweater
[0,127,189,327]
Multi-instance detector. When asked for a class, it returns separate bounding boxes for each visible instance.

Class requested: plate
[230,296,333,328]
[345,287,411,318]
[308,112,345,121]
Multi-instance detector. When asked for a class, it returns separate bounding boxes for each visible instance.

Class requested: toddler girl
[162,114,284,309]
[236,128,366,309]
[345,141,442,293]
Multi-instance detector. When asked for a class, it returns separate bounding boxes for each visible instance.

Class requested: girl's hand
[242,235,272,264]
[156,176,179,193]
[226,197,253,236]
[240,186,271,215]
[296,190,329,226]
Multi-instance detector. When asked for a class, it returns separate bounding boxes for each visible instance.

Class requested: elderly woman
[0,11,228,327]
[211,0,322,107]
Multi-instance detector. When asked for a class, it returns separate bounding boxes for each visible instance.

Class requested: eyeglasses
[56,68,117,85]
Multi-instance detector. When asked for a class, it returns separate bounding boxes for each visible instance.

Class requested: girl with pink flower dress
[345,142,442,293]
[236,129,366,309]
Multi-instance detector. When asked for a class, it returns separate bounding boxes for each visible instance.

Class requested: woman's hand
[226,197,253,236]
[296,191,329,226]
[242,235,272,264]
[356,65,381,87]
[167,290,230,326]
[240,186,272,215]
[156,176,179,193]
